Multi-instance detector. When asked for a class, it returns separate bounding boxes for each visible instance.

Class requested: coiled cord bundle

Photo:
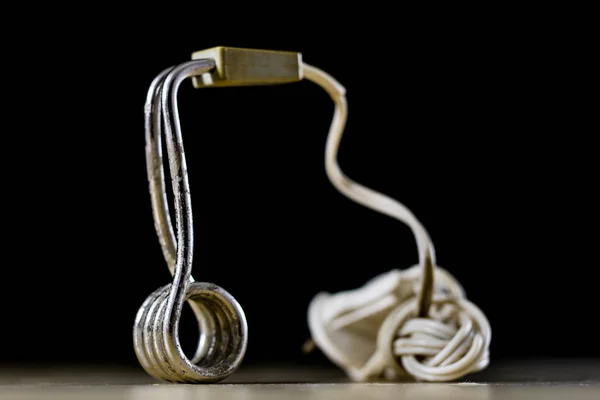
[304,64,491,382]
[133,60,247,383]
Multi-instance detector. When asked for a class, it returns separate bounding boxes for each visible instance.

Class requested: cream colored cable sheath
[302,62,491,382]
[301,63,435,266]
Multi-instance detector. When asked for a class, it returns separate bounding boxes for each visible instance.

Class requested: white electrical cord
[302,62,491,382]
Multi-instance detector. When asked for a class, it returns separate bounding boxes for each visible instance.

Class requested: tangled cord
[133,60,247,383]
[303,64,491,382]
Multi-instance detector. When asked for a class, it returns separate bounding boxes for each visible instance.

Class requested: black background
[2,10,597,369]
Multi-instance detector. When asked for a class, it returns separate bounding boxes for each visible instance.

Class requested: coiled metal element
[133,59,248,383]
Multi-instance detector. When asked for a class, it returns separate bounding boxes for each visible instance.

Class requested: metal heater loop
[134,59,247,383]
[136,47,303,383]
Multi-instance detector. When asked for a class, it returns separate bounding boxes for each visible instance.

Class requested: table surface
[1,359,599,399]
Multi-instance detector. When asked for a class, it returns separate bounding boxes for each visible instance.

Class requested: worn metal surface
[134,59,247,383]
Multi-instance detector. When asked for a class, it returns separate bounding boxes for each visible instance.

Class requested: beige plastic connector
[191,46,302,88]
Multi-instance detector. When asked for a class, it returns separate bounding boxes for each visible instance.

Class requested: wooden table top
[1,359,599,399]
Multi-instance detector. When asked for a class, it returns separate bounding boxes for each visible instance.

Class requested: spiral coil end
[133,282,247,383]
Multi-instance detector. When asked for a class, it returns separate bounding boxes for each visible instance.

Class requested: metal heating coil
[133,60,247,383]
